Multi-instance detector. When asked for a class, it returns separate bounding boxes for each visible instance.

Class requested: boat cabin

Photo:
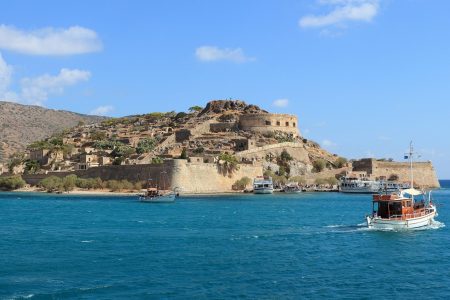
[372,196,412,219]
[372,193,426,220]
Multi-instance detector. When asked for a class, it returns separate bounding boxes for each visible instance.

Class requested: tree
[180,148,188,159]
[218,153,239,174]
[188,106,203,113]
[312,159,326,173]
[24,159,40,174]
[280,149,293,162]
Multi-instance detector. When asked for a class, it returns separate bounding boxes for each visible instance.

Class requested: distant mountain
[0,101,107,163]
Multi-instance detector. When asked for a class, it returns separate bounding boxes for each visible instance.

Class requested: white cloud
[0,53,19,101]
[20,68,91,105]
[0,25,102,55]
[299,0,379,29]
[195,46,255,63]
[90,105,114,116]
[273,98,289,108]
[322,139,337,147]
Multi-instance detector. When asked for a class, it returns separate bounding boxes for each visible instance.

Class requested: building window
[276,121,281,126]
[265,121,271,126]
[293,122,296,127]
[286,122,289,126]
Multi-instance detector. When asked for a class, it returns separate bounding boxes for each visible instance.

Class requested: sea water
[0,183,449,299]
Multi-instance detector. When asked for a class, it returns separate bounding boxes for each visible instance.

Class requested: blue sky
[0,0,449,178]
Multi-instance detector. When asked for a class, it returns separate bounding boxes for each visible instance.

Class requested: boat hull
[253,189,274,194]
[140,193,176,203]
[366,210,436,230]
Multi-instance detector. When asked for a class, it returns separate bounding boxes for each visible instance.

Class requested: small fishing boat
[283,182,302,194]
[253,176,274,194]
[366,142,438,229]
[139,188,177,203]
[139,171,177,203]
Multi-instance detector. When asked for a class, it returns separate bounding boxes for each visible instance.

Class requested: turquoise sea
[1,182,449,299]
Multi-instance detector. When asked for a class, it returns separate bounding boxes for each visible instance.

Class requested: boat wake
[325,220,445,233]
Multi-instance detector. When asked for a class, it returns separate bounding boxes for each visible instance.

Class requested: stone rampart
[238,114,300,137]
[353,158,440,188]
[22,159,263,194]
[171,159,262,194]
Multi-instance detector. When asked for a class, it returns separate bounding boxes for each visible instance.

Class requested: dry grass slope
[0,101,106,163]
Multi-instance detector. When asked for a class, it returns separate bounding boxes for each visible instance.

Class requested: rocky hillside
[0,101,106,163]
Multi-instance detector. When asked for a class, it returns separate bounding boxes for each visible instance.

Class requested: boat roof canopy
[401,188,423,196]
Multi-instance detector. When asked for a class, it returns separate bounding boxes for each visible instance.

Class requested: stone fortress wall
[22,160,263,194]
[238,114,300,137]
[352,158,440,188]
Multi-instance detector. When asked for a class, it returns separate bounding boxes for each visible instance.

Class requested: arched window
[276,121,281,126]
[285,122,289,127]
[293,122,296,127]
[265,121,271,126]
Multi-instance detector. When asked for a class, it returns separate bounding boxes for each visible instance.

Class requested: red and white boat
[366,142,438,230]
[366,188,437,229]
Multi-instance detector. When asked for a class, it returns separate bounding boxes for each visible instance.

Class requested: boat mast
[409,141,414,189]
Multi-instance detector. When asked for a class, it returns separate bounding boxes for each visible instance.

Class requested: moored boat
[340,176,409,194]
[139,188,176,203]
[139,171,177,203]
[283,182,302,194]
[253,176,274,194]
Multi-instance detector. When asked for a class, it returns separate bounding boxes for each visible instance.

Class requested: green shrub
[151,157,164,164]
[280,149,293,162]
[106,180,121,191]
[40,176,63,192]
[63,174,77,192]
[334,157,348,168]
[312,159,326,173]
[136,138,158,154]
[232,176,251,190]
[180,148,188,159]
[0,176,26,190]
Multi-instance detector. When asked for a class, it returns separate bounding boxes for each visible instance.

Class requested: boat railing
[387,209,430,220]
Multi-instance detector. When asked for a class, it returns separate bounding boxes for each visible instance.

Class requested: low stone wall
[236,142,310,163]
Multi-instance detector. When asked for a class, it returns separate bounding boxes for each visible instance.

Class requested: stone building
[238,113,300,137]
[29,149,50,163]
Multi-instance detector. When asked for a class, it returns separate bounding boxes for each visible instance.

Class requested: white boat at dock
[340,177,408,194]
[253,176,274,194]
